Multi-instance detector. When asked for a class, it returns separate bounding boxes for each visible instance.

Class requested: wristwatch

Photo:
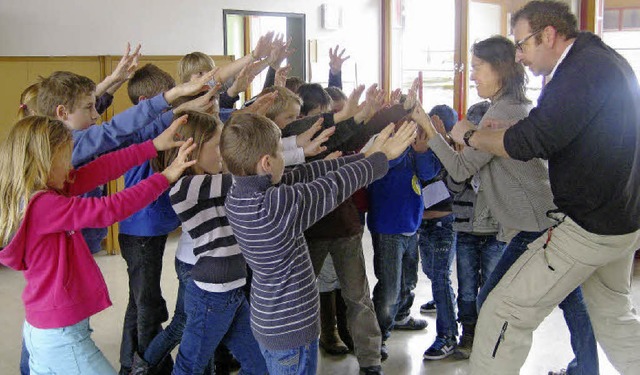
[463,129,476,147]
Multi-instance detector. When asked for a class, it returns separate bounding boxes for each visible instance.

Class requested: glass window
[622,9,640,29]
[603,9,620,31]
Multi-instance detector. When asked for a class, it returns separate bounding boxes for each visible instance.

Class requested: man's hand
[334,85,365,123]
[329,45,350,75]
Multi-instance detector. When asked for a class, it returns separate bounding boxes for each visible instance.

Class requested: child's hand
[275,65,292,87]
[153,115,189,151]
[411,105,437,139]
[267,35,294,70]
[364,121,417,160]
[295,118,323,147]
[334,85,365,123]
[111,43,141,82]
[412,128,430,153]
[161,139,197,183]
[302,126,336,157]
[174,85,222,115]
[329,45,350,75]
[404,77,421,111]
[324,151,343,160]
[252,31,275,60]
[164,69,219,104]
[238,92,277,116]
[355,84,385,124]
[388,88,402,106]
[227,60,262,97]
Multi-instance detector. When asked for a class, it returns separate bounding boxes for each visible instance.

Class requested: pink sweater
[0,141,169,329]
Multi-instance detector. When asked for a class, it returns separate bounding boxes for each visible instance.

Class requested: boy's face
[270,143,285,184]
[62,92,98,130]
[198,129,223,174]
[273,103,301,129]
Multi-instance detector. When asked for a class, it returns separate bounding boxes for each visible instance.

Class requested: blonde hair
[0,116,73,246]
[153,111,222,176]
[37,71,96,117]
[260,86,303,122]
[18,83,40,120]
[220,113,281,176]
[178,52,215,84]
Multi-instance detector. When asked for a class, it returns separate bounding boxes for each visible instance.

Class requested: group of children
[0,12,612,374]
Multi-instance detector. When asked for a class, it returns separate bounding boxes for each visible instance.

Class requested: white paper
[422,180,451,209]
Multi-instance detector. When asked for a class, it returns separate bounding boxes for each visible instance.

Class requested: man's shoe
[548,370,567,375]
[420,300,437,314]
[380,342,389,361]
[453,331,473,359]
[423,336,457,360]
[360,365,384,375]
[393,316,428,330]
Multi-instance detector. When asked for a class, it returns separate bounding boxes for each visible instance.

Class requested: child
[221,112,417,374]
[17,83,39,119]
[0,115,196,374]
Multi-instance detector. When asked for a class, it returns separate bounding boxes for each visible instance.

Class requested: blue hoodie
[71,93,174,252]
[367,148,440,234]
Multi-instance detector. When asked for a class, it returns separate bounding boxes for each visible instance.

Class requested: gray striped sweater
[170,174,247,292]
[225,153,388,350]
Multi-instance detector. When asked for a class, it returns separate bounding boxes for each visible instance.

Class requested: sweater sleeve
[263,66,276,90]
[34,173,169,234]
[95,93,114,115]
[328,70,342,89]
[71,93,170,168]
[428,134,493,182]
[64,141,158,197]
[270,152,388,234]
[170,174,233,214]
[280,154,364,185]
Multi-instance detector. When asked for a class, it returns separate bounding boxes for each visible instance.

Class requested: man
[448,1,640,374]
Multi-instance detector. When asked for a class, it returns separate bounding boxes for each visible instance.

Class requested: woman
[413,36,598,375]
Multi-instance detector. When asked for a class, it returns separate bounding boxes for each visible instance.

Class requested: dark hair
[511,0,579,42]
[429,105,458,132]
[325,86,347,102]
[466,101,491,126]
[128,64,176,105]
[297,83,332,116]
[471,36,530,104]
[285,77,304,93]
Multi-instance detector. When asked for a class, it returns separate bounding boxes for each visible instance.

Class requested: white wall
[0,0,381,85]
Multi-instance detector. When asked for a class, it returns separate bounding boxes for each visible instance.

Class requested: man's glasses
[515,28,544,52]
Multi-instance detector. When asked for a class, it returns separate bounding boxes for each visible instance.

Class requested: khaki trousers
[470,217,640,375]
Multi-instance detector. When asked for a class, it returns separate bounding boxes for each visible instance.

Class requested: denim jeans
[23,319,116,375]
[172,281,266,375]
[259,339,319,375]
[143,258,192,366]
[371,232,419,341]
[418,214,458,338]
[455,232,505,325]
[477,230,599,375]
[119,234,170,372]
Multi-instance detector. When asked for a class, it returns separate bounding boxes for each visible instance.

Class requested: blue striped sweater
[225,153,389,350]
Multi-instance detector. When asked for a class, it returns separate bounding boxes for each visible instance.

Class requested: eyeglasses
[515,28,544,52]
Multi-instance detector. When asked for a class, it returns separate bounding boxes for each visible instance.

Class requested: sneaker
[360,365,384,375]
[380,342,389,361]
[420,300,437,314]
[548,370,567,375]
[393,316,428,330]
[453,331,473,359]
[423,336,457,360]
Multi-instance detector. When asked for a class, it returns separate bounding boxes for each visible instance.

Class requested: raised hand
[165,68,219,104]
[227,60,262,97]
[404,77,421,111]
[334,85,365,123]
[355,84,385,124]
[267,35,295,69]
[275,65,292,87]
[161,139,198,183]
[296,118,324,147]
[174,84,222,115]
[153,115,190,151]
[252,31,275,60]
[412,128,430,153]
[388,88,402,106]
[329,45,350,75]
[365,121,417,160]
[112,43,141,82]
[411,104,437,139]
[238,91,278,116]
[302,126,336,157]
[324,151,343,160]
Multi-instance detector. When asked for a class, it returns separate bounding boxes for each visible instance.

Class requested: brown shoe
[319,291,349,355]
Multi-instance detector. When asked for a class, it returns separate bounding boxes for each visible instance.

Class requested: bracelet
[250,50,259,60]
[463,129,476,147]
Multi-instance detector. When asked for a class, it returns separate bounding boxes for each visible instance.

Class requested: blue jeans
[119,234,170,372]
[477,230,599,375]
[172,281,266,375]
[456,232,505,325]
[371,232,419,341]
[143,258,192,366]
[23,319,116,375]
[418,215,458,338]
[259,339,319,375]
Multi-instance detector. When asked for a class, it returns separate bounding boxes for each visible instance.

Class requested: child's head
[428,104,458,133]
[128,64,176,105]
[37,71,98,130]
[0,116,73,245]
[260,86,302,129]
[154,111,223,176]
[178,52,215,84]
[18,83,40,120]
[325,86,347,113]
[285,77,304,93]
[220,113,283,183]
[297,83,332,116]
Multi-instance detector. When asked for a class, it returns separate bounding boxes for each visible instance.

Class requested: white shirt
[546,42,574,83]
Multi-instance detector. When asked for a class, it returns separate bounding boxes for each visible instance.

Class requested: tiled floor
[0,230,637,375]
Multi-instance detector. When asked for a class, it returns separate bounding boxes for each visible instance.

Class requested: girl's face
[470,55,502,100]
[47,142,73,190]
[197,129,223,174]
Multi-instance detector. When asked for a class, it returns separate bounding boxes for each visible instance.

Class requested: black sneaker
[453,331,473,360]
[380,342,389,361]
[393,316,428,330]
[360,365,384,375]
[420,300,437,314]
[423,336,457,360]
[548,370,567,375]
